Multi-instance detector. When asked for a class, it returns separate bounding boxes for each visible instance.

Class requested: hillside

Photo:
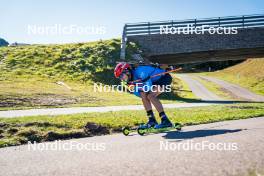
[206,58,264,95]
[0,39,140,109]
[0,39,137,82]
[0,39,192,110]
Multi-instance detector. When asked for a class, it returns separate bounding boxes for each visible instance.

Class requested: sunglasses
[119,72,130,81]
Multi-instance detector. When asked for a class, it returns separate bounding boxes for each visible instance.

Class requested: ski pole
[129,67,182,84]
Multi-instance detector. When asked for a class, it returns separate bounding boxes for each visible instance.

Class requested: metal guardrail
[120,14,264,60]
[124,14,264,36]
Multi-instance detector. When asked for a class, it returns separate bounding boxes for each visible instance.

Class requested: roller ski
[122,116,182,136]
[137,116,182,136]
[122,116,157,136]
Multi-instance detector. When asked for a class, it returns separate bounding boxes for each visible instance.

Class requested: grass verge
[202,59,264,96]
[0,103,264,148]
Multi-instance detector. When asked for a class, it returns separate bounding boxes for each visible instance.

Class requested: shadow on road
[163,129,243,141]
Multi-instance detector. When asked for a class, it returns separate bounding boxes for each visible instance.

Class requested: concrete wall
[127,28,264,64]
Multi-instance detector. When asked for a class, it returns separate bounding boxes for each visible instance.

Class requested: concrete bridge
[120,14,264,64]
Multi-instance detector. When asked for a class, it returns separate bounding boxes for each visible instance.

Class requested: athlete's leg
[140,91,157,127]
[140,91,152,111]
[146,85,164,113]
[147,85,172,128]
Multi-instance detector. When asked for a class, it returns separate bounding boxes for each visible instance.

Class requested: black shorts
[152,73,172,86]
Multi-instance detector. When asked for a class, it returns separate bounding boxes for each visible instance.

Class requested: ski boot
[154,116,173,129]
[139,117,158,129]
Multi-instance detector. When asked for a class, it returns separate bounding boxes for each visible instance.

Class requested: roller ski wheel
[122,126,139,136]
[174,122,182,131]
[122,126,130,136]
[137,126,146,136]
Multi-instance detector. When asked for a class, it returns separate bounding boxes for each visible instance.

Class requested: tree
[0,38,9,47]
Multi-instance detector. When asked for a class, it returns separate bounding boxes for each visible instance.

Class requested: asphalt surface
[199,76,264,102]
[1,117,264,176]
[177,74,223,101]
[0,103,217,118]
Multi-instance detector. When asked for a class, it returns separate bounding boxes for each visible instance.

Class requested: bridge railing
[124,14,264,36]
[120,14,264,59]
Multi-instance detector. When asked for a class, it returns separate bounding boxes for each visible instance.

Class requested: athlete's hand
[121,81,127,87]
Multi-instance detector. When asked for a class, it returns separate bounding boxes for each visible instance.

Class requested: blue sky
[1,0,263,44]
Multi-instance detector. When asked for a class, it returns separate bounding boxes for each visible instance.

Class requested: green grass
[0,39,143,109]
[0,103,263,148]
[0,39,127,81]
[202,59,264,95]
[0,73,196,110]
[0,39,197,110]
[0,76,141,109]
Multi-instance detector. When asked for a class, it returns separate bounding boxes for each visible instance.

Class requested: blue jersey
[131,66,165,97]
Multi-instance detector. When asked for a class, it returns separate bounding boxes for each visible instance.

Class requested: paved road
[199,76,264,102]
[0,103,217,118]
[178,74,223,101]
[1,117,264,176]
